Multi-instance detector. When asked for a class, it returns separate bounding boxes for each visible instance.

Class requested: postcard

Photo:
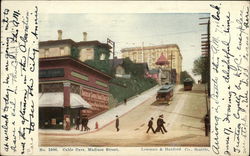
[1,1,249,156]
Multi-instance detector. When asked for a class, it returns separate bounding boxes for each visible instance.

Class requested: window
[96,80,108,88]
[71,71,89,81]
[172,58,175,66]
[60,47,65,56]
[100,53,106,60]
[45,49,49,57]
[172,54,175,59]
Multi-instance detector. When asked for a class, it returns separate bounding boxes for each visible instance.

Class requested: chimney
[83,32,87,41]
[58,30,62,40]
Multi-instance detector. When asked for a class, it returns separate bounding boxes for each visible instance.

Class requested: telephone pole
[199,17,210,116]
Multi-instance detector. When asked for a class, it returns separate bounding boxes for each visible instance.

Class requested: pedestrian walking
[81,115,86,131]
[75,116,80,130]
[204,114,210,136]
[85,116,90,131]
[160,115,168,133]
[115,115,120,132]
[156,115,164,134]
[155,114,167,134]
[146,117,155,133]
[124,99,127,105]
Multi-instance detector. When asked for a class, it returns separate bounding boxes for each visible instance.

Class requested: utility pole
[199,17,210,116]
[199,17,210,137]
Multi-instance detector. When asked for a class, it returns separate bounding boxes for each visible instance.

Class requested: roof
[157,84,174,93]
[39,39,111,49]
[121,44,180,52]
[39,39,77,47]
[184,78,193,82]
[39,92,92,108]
[77,40,112,49]
[121,44,183,59]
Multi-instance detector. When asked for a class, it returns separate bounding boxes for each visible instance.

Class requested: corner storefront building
[39,57,112,129]
[39,31,112,129]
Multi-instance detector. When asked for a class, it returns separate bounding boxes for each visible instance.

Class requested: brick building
[39,31,112,129]
[39,57,112,129]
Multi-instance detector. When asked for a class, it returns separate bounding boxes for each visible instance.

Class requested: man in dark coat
[146,117,155,133]
[85,116,90,131]
[156,115,164,134]
[204,114,210,136]
[81,115,86,131]
[155,114,167,134]
[75,116,80,130]
[160,115,168,133]
[115,115,119,132]
[124,99,127,105]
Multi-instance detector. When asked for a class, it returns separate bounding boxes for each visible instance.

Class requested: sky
[39,13,209,81]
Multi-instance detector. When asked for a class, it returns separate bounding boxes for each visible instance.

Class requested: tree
[180,71,195,84]
[123,57,144,77]
[85,60,112,75]
[192,56,208,83]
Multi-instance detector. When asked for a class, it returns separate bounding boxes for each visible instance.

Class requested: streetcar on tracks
[156,84,174,104]
[183,78,193,91]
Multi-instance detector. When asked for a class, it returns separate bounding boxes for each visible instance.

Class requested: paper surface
[1,1,249,156]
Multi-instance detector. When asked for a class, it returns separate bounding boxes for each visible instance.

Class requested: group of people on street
[146,114,168,134]
[75,115,90,131]
[75,114,167,134]
[114,114,167,134]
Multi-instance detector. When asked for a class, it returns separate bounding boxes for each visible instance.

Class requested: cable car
[183,78,193,91]
[156,84,174,104]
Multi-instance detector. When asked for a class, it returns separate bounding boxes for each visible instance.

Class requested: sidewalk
[39,85,161,135]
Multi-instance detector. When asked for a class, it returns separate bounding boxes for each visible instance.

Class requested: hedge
[109,76,157,104]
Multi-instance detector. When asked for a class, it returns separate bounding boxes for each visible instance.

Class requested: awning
[39,92,91,109]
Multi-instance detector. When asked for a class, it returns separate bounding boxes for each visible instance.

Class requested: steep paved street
[40,84,209,147]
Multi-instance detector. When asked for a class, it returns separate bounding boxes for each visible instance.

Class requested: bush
[94,46,110,60]
[84,57,157,105]
[180,71,195,84]
[85,60,113,75]
[123,58,145,77]
[109,76,157,103]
